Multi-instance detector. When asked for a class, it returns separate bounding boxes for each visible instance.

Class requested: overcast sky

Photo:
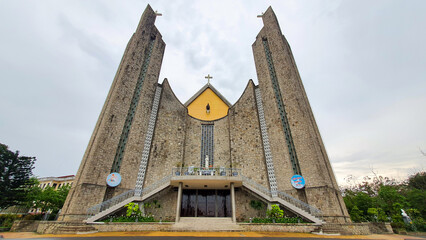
[0,0,425,186]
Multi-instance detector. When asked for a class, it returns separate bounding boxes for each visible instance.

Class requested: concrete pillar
[138,202,145,217]
[231,182,236,222]
[175,182,183,223]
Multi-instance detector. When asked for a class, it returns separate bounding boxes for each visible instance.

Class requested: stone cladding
[235,189,267,222]
[182,117,203,167]
[252,7,349,222]
[213,117,230,168]
[229,81,269,189]
[142,187,178,222]
[59,5,165,221]
[143,80,186,187]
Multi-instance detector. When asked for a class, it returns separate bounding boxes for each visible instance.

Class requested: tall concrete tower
[59,5,165,221]
[252,7,349,222]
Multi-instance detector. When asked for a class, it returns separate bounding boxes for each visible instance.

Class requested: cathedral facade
[59,5,350,224]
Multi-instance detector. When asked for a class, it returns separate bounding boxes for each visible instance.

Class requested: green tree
[26,185,70,213]
[0,143,36,208]
[405,188,426,217]
[343,171,425,231]
[343,190,374,217]
[408,172,426,191]
[377,185,407,216]
[350,206,364,222]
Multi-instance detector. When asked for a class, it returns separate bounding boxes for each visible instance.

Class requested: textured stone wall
[229,81,269,188]
[182,117,203,167]
[95,222,173,232]
[144,80,187,186]
[240,223,317,233]
[252,7,349,222]
[35,221,390,234]
[60,5,165,221]
[305,187,350,223]
[143,187,177,222]
[182,116,231,169]
[36,221,172,234]
[10,220,41,232]
[235,189,267,222]
[213,117,230,168]
[252,35,296,193]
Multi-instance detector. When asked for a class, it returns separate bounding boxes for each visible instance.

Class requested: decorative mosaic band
[255,87,278,197]
[110,39,156,173]
[262,38,301,175]
[135,85,162,196]
[200,124,214,167]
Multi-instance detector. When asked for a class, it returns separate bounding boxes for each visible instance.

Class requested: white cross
[205,74,213,84]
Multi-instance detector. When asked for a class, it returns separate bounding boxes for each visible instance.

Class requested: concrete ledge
[37,221,174,234]
[240,222,393,235]
[240,223,317,233]
[95,222,173,232]
[320,222,393,235]
[34,221,393,235]
[10,220,41,232]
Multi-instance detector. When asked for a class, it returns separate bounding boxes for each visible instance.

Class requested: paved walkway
[0,232,424,239]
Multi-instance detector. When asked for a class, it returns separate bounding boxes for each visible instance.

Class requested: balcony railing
[172,167,241,177]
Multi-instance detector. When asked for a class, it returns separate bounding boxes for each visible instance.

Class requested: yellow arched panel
[187,88,229,121]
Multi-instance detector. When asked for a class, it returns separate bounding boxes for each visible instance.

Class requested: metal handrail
[276,190,322,218]
[135,174,172,196]
[86,169,322,221]
[241,175,272,197]
[87,189,135,217]
[172,167,241,177]
[241,175,322,219]
[86,174,172,217]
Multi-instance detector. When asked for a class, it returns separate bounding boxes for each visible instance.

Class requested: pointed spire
[260,6,283,36]
[135,4,158,33]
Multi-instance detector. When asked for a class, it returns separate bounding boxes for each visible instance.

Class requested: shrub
[266,204,283,219]
[250,200,264,210]
[413,217,426,232]
[350,206,364,222]
[105,215,155,222]
[0,214,20,228]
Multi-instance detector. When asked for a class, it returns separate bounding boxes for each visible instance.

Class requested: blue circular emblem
[106,172,121,187]
[291,175,305,189]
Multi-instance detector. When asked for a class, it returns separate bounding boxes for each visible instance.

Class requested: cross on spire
[205,74,213,84]
[257,12,264,18]
[155,10,162,16]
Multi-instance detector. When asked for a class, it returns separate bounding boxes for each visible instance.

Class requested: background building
[38,175,75,190]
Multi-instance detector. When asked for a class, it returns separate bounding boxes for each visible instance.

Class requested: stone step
[172,217,243,231]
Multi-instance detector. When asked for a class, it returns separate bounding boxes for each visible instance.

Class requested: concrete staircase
[53,223,97,234]
[172,217,243,231]
[85,179,170,223]
[311,223,353,235]
[241,176,323,225]
[85,174,323,226]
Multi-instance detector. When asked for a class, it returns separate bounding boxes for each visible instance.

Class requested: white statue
[205,155,209,168]
[401,209,412,225]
